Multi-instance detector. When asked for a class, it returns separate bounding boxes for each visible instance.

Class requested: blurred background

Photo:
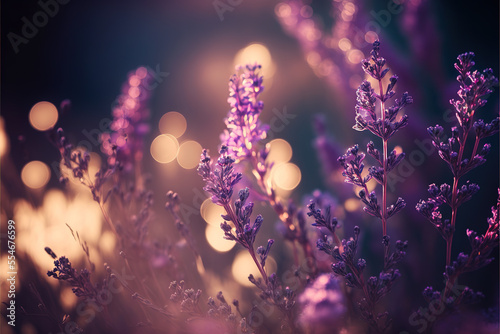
[1,0,499,333]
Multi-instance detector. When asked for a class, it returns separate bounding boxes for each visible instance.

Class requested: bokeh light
[159,112,187,138]
[200,198,226,226]
[60,287,78,311]
[14,188,103,279]
[150,134,179,163]
[99,230,117,256]
[205,224,235,252]
[0,117,9,158]
[177,140,202,169]
[272,162,301,190]
[232,251,277,287]
[234,43,276,78]
[29,101,58,131]
[266,139,292,165]
[21,161,51,189]
[274,3,292,18]
[338,38,352,52]
[344,198,361,212]
[347,49,364,64]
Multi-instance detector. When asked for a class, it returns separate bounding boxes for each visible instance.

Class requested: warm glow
[29,101,58,131]
[394,145,403,155]
[234,43,276,78]
[365,31,379,44]
[200,198,226,226]
[266,139,292,165]
[344,198,361,212]
[231,251,277,287]
[347,49,364,64]
[343,2,356,15]
[99,230,116,256]
[0,117,9,158]
[177,140,203,169]
[306,52,321,66]
[14,189,102,278]
[159,112,187,138]
[272,163,301,190]
[366,69,393,89]
[21,161,50,189]
[60,287,78,311]
[367,180,377,192]
[338,38,352,52]
[205,224,235,253]
[150,134,179,163]
[275,3,292,17]
[135,66,148,79]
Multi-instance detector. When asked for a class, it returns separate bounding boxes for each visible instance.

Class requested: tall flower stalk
[312,40,411,333]
[221,64,316,275]
[416,53,499,313]
[416,52,498,267]
[197,146,270,282]
[339,40,411,245]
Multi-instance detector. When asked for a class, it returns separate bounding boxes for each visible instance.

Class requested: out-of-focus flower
[299,274,346,333]
[101,67,153,170]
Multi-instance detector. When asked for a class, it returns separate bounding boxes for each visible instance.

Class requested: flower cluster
[339,41,411,238]
[199,65,304,330]
[169,281,252,333]
[248,272,296,331]
[315,224,405,333]
[197,148,272,282]
[198,146,242,206]
[101,67,154,170]
[416,52,498,265]
[421,195,498,310]
[354,42,412,139]
[52,128,114,204]
[220,64,268,161]
[298,274,346,333]
[329,41,411,332]
[46,248,111,305]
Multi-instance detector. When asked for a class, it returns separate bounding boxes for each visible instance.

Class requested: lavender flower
[198,145,273,283]
[299,274,346,333]
[440,192,500,301]
[416,52,498,266]
[307,200,342,250]
[169,281,251,333]
[197,146,242,206]
[200,103,301,330]
[46,248,112,307]
[165,191,200,259]
[340,41,411,237]
[317,225,405,333]
[248,272,297,332]
[220,64,268,161]
[101,67,153,171]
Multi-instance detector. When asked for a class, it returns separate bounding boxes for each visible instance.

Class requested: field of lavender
[1,1,499,333]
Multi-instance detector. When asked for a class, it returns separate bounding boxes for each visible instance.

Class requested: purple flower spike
[221,64,269,161]
[197,146,243,206]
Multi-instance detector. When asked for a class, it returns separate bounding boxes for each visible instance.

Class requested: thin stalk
[378,79,388,238]
[447,129,470,266]
[250,155,316,274]
[223,202,268,284]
